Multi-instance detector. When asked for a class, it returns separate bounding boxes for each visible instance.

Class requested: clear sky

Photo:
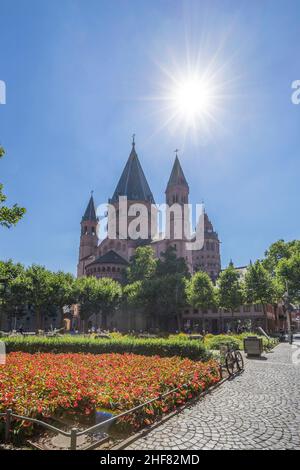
[0,0,299,274]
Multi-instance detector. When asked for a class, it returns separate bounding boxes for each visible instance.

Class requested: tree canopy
[244,261,278,310]
[217,262,243,313]
[186,271,216,311]
[0,146,26,228]
[126,246,157,283]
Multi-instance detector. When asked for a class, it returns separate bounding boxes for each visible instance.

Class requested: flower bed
[0,352,220,438]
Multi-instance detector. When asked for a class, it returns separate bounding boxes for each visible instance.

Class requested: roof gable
[86,250,128,267]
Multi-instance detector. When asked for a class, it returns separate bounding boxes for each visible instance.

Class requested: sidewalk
[127,344,300,450]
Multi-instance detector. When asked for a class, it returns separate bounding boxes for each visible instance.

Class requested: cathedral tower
[109,137,155,242]
[192,207,221,282]
[77,193,98,277]
[165,154,190,241]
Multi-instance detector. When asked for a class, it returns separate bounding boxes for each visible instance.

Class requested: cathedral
[77,139,221,282]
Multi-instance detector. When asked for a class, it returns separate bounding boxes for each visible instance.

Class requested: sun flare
[172,76,213,122]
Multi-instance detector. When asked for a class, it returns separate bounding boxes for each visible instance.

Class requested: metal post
[5,409,12,442]
[70,427,78,450]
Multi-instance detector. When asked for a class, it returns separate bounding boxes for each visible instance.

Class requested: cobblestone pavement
[127,344,300,450]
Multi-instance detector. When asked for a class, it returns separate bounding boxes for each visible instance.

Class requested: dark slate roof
[82,195,97,221]
[166,156,189,189]
[111,144,155,203]
[86,250,129,267]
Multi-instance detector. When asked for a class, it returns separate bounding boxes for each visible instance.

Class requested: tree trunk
[176,312,182,332]
[101,311,107,330]
[36,309,41,332]
[60,307,66,330]
[262,303,268,333]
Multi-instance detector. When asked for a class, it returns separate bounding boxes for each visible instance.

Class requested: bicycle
[220,344,244,376]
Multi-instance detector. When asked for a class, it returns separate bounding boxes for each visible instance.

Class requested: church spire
[111,138,155,203]
[82,192,97,221]
[166,154,189,190]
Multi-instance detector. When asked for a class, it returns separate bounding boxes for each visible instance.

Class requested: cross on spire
[174,148,179,157]
[132,133,135,146]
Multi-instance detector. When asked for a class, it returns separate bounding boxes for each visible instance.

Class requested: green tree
[24,265,56,331]
[263,239,300,275]
[276,253,300,303]
[186,271,216,332]
[0,146,26,228]
[50,271,76,328]
[123,281,143,309]
[76,276,122,330]
[156,246,189,277]
[76,276,101,331]
[147,274,187,331]
[97,277,122,329]
[0,260,26,329]
[244,261,278,330]
[154,247,190,331]
[217,262,243,326]
[123,281,143,330]
[126,246,157,282]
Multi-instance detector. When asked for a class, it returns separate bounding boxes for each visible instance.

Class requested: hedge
[3,335,211,361]
[204,335,241,351]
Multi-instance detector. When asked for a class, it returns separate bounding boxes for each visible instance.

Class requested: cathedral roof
[111,142,155,203]
[82,194,97,222]
[86,250,129,267]
[166,156,189,189]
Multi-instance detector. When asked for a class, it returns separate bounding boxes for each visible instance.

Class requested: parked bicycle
[220,344,244,376]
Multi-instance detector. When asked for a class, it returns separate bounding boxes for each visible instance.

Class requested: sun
[141,58,232,142]
[172,76,213,122]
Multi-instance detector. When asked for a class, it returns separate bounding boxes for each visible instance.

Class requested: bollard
[5,409,12,442]
[70,427,78,450]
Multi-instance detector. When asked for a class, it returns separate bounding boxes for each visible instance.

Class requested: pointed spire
[82,193,97,221]
[166,154,189,189]
[111,139,155,203]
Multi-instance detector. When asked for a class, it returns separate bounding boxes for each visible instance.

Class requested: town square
[0,0,299,457]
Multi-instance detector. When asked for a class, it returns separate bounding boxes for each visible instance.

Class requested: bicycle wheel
[225,352,235,375]
[235,351,244,371]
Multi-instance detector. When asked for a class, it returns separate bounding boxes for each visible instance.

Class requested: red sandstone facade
[77,141,221,282]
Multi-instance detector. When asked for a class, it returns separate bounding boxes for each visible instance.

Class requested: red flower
[0,352,220,434]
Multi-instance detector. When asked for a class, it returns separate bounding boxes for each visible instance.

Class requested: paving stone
[127,344,300,450]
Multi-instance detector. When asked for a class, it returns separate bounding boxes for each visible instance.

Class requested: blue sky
[0,0,299,274]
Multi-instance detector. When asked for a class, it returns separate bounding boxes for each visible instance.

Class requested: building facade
[75,139,288,335]
[77,140,221,281]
